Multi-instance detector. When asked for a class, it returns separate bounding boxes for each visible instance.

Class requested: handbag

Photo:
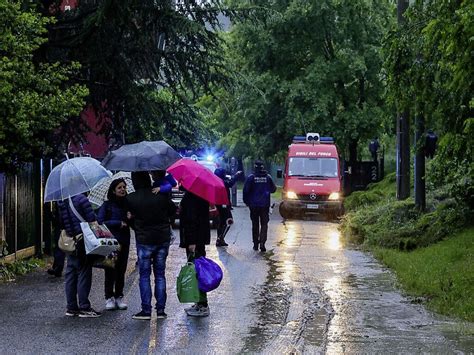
[176,262,207,303]
[58,229,83,254]
[194,257,223,292]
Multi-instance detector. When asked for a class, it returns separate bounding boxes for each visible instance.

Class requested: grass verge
[373,227,474,323]
[340,173,473,322]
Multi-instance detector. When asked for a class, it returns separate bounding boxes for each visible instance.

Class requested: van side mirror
[277,169,283,179]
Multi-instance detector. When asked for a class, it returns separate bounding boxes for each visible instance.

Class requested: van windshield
[288,157,338,178]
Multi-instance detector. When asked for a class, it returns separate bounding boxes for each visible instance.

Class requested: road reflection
[327,229,342,250]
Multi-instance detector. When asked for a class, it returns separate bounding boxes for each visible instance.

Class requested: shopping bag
[176,262,206,303]
[194,257,223,292]
[80,222,119,256]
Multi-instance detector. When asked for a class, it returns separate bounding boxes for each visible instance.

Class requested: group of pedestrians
[50,159,276,320]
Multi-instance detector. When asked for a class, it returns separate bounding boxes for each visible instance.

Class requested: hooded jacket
[126,188,176,245]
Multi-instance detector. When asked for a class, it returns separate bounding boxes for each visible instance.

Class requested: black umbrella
[101,141,181,171]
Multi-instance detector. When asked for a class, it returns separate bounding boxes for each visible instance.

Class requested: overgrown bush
[344,172,396,211]
[341,174,473,250]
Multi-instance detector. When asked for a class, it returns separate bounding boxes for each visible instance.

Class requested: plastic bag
[194,257,223,292]
[176,262,206,303]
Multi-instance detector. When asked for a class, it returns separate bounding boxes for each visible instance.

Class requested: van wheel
[279,204,293,219]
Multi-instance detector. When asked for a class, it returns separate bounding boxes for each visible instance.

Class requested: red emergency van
[278,133,344,219]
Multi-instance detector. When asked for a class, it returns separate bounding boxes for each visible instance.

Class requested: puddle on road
[240,253,292,353]
[240,221,333,353]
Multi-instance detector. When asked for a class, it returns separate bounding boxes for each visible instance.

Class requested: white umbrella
[88,171,134,206]
[44,157,112,202]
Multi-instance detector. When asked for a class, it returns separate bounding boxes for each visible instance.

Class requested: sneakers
[105,297,117,310]
[65,309,80,317]
[186,304,210,317]
[184,304,199,312]
[216,239,228,247]
[156,310,167,319]
[260,243,266,252]
[115,297,128,310]
[79,308,102,318]
[132,310,151,320]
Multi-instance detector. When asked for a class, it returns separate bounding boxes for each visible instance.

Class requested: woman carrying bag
[179,188,211,317]
[97,178,132,311]
[57,193,101,318]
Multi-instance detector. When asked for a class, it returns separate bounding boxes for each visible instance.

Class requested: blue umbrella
[44,157,112,202]
[101,140,181,172]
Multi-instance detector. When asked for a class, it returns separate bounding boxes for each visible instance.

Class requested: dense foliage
[341,173,472,250]
[42,0,234,149]
[384,0,473,206]
[0,0,87,172]
[213,0,394,160]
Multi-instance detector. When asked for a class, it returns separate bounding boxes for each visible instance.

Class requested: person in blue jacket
[243,160,277,252]
[57,193,101,318]
[151,170,177,194]
[214,168,242,246]
[97,178,132,311]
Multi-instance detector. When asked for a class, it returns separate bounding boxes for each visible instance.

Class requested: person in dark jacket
[213,168,242,247]
[179,189,211,317]
[97,178,132,311]
[57,193,101,318]
[46,202,65,277]
[243,160,277,252]
[126,171,176,320]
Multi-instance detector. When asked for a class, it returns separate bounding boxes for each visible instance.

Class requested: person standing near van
[213,168,242,247]
[243,160,277,252]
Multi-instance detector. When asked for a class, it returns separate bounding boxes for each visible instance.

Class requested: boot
[260,243,266,252]
[216,238,228,247]
[253,242,259,251]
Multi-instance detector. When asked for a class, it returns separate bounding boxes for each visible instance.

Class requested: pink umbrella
[167,158,230,205]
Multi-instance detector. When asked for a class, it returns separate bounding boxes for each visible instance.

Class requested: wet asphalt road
[0,197,473,354]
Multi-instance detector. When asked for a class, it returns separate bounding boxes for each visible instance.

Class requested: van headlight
[286,191,298,199]
[328,192,340,200]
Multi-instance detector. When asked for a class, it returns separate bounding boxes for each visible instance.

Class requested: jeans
[250,206,270,245]
[105,243,130,299]
[137,242,170,313]
[65,253,92,311]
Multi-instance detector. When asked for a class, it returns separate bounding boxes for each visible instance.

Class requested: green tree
[0,0,87,171]
[42,0,234,147]
[217,0,394,160]
[384,0,473,205]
